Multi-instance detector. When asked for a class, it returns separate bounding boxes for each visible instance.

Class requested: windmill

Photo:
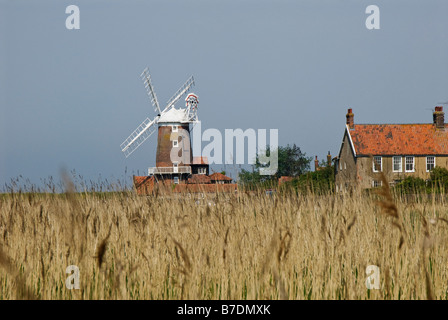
[120,67,199,180]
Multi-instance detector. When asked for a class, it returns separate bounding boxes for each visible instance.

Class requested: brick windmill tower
[120,67,199,184]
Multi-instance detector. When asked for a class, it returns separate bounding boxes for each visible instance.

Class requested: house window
[393,156,402,172]
[344,162,346,170]
[173,176,179,184]
[372,180,382,188]
[373,156,382,172]
[198,167,206,175]
[405,156,414,172]
[340,162,342,170]
[172,139,178,147]
[172,125,178,132]
[426,156,435,172]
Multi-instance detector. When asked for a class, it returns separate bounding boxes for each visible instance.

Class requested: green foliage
[285,165,335,194]
[274,144,312,178]
[430,167,448,191]
[393,167,448,194]
[394,176,429,194]
[239,144,312,189]
[238,168,278,190]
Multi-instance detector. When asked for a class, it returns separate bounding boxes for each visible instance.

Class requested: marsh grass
[0,176,448,299]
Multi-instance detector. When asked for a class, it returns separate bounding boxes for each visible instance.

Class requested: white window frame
[405,156,415,172]
[172,139,178,147]
[393,156,402,173]
[372,180,382,188]
[426,156,435,172]
[372,156,382,172]
[172,125,178,132]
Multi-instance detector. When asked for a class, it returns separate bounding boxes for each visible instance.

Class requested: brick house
[335,107,448,190]
[133,155,237,195]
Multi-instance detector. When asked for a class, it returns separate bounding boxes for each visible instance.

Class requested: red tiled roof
[348,124,448,156]
[278,176,294,185]
[209,172,233,181]
[192,156,209,165]
[133,175,237,194]
[174,183,237,193]
[188,174,211,184]
[133,175,155,187]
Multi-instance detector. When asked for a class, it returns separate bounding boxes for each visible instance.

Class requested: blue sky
[1,0,447,190]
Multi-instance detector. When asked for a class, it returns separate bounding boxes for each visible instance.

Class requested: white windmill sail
[164,76,195,113]
[120,117,157,158]
[140,68,161,114]
[120,67,196,158]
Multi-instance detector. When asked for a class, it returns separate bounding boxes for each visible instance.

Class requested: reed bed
[0,180,448,300]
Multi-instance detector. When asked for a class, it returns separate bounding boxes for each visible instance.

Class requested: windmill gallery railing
[148,166,192,175]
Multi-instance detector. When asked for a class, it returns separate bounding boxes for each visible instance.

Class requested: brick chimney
[433,106,445,130]
[314,156,319,171]
[327,151,331,167]
[346,108,354,129]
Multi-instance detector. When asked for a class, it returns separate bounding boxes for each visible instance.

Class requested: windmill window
[172,140,178,147]
[172,126,178,132]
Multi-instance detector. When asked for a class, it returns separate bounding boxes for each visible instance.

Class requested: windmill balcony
[148,166,192,175]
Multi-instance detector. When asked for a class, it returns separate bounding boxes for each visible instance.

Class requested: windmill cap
[158,107,189,123]
[185,93,199,101]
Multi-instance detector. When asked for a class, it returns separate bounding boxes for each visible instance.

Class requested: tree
[430,167,448,190]
[238,144,312,188]
[292,165,335,194]
[275,144,312,178]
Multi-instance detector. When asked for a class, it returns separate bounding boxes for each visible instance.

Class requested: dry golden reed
[1,180,448,300]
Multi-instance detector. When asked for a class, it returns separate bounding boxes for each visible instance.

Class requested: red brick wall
[156,124,192,167]
[133,176,238,195]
